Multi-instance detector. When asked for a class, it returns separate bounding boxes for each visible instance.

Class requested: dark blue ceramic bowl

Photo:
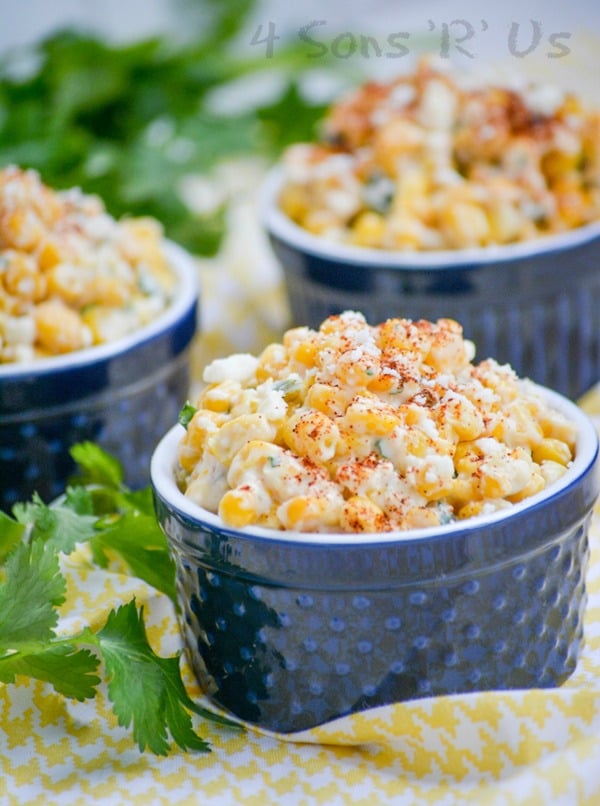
[261,168,600,402]
[0,241,199,513]
[152,388,599,734]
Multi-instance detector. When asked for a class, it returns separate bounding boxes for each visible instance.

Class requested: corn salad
[178,311,576,533]
[278,59,600,250]
[0,166,175,363]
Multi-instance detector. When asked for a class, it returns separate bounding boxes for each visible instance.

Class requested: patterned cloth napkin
[1,498,599,806]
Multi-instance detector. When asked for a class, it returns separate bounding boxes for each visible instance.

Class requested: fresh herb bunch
[0,0,329,255]
[0,442,241,756]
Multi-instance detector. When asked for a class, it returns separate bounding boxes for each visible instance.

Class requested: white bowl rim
[0,239,199,379]
[260,165,600,269]
[151,384,599,547]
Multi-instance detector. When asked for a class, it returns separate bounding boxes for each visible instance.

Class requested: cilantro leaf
[69,441,124,488]
[0,440,244,755]
[0,510,25,564]
[178,401,197,429]
[0,641,100,699]
[274,375,303,396]
[118,485,156,516]
[0,539,65,646]
[96,600,213,755]
[89,511,177,604]
[12,492,97,555]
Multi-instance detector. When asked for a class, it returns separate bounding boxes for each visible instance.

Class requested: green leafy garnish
[0,510,25,564]
[0,442,241,756]
[94,601,214,755]
[13,490,97,554]
[178,401,198,429]
[274,375,303,396]
[65,442,177,602]
[69,441,124,487]
[0,539,66,645]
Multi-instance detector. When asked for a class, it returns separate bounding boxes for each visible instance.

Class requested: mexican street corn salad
[278,58,600,250]
[0,166,175,363]
[177,311,576,533]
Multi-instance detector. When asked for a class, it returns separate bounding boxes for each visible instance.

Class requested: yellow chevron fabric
[1,502,600,806]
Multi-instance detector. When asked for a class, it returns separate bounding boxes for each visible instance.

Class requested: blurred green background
[1,0,596,258]
[0,0,341,255]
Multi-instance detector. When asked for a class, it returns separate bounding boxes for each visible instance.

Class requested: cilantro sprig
[0,442,241,756]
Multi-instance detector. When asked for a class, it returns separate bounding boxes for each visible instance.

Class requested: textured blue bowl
[261,168,600,401]
[152,388,600,734]
[0,241,199,513]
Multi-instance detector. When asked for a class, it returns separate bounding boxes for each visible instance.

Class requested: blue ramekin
[152,386,600,734]
[261,167,600,401]
[0,241,199,513]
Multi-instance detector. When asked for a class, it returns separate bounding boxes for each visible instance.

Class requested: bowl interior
[0,239,199,380]
[151,383,599,548]
[260,166,600,270]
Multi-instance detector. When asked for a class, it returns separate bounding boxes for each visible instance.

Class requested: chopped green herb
[274,376,303,396]
[374,439,388,458]
[362,172,395,215]
[178,401,198,429]
[436,503,455,525]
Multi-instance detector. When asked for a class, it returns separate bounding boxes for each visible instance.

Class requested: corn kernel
[507,471,545,503]
[281,409,340,464]
[227,440,284,487]
[478,472,513,500]
[343,401,400,436]
[3,252,46,303]
[305,382,349,417]
[256,342,288,382]
[37,238,62,271]
[401,506,441,530]
[178,410,223,472]
[453,441,480,474]
[349,211,386,247]
[278,184,310,222]
[532,437,572,466]
[200,383,238,414]
[341,495,388,532]
[541,150,581,181]
[554,184,588,228]
[447,476,478,507]
[438,396,485,441]
[207,413,277,465]
[279,495,340,532]
[218,490,258,528]
[33,300,90,354]
[538,413,577,446]
[372,118,423,175]
[439,202,491,248]
[366,372,398,394]
[456,500,487,519]
[493,401,544,448]
[487,199,522,244]
[539,460,568,486]
[293,339,320,367]
[414,468,454,501]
